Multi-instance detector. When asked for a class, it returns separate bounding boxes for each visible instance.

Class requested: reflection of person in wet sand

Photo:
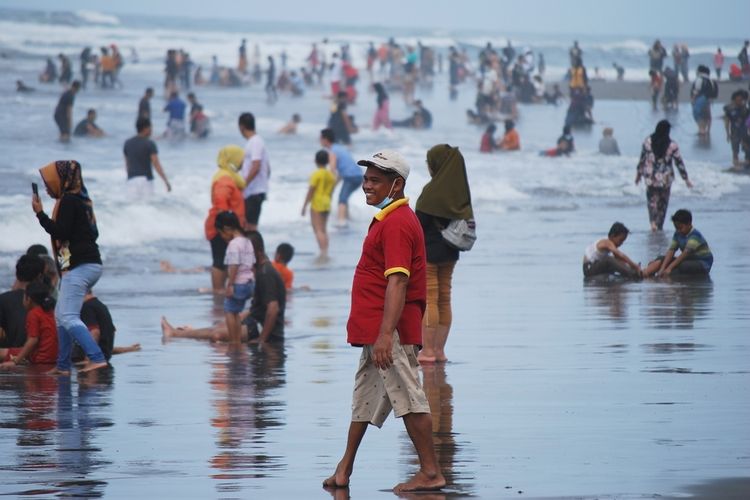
[323,150,445,493]
[422,364,457,488]
[162,231,286,345]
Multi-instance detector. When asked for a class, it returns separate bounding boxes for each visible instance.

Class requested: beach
[1,9,750,499]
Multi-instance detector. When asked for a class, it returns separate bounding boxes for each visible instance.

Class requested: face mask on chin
[373,179,397,209]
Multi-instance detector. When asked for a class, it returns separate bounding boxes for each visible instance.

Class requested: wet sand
[587,79,749,102]
[1,180,749,499]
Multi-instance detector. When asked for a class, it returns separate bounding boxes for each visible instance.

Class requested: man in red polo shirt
[323,150,446,493]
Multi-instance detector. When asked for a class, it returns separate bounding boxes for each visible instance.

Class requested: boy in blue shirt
[644,209,713,277]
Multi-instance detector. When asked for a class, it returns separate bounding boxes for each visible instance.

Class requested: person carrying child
[215,211,255,343]
[582,222,642,279]
[0,282,57,369]
[643,209,713,277]
[301,150,336,263]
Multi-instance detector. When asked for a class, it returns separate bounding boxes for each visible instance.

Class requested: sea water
[0,8,749,499]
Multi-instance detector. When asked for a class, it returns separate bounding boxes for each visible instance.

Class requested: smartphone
[31,182,39,196]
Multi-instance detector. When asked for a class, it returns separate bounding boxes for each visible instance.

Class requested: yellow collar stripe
[374,197,409,221]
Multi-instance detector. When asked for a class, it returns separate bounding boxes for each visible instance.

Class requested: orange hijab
[38,161,96,268]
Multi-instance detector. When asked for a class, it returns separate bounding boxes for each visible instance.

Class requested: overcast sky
[3,0,745,39]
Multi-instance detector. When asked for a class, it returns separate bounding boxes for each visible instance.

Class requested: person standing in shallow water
[32,160,108,375]
[636,120,693,231]
[415,145,473,363]
[323,150,446,493]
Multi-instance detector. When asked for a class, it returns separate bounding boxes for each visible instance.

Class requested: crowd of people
[6,33,750,495]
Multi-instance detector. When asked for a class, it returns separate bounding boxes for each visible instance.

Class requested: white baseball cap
[357,150,410,180]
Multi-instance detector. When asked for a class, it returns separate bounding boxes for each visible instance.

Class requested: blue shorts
[692,95,708,121]
[224,282,254,313]
[338,176,362,205]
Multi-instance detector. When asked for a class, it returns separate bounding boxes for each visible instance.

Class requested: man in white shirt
[238,112,271,231]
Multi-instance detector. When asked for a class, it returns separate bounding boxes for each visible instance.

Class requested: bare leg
[161,316,231,342]
[433,325,451,363]
[323,421,368,488]
[112,344,141,354]
[418,325,437,363]
[225,312,241,344]
[211,267,227,293]
[393,413,446,492]
[337,203,349,226]
[643,258,663,277]
[312,211,330,262]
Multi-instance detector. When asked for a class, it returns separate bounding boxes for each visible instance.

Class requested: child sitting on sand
[598,127,621,156]
[643,209,713,277]
[0,282,57,369]
[583,222,642,279]
[301,150,336,264]
[272,243,295,291]
[216,211,256,343]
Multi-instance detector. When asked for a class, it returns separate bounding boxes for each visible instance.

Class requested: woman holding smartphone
[32,160,107,374]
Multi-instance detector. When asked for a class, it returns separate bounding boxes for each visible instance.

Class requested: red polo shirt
[347,198,426,346]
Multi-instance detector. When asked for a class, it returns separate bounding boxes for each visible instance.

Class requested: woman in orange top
[498,119,520,151]
[205,145,246,293]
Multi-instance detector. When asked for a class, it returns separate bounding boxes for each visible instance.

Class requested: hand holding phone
[31,182,42,214]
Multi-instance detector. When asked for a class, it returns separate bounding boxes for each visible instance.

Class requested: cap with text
[357,150,410,180]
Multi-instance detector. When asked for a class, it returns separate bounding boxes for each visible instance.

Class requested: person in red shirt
[205,145,247,293]
[0,281,57,368]
[323,150,445,493]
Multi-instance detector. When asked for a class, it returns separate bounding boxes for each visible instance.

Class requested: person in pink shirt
[215,211,255,343]
[372,82,391,130]
[714,48,724,80]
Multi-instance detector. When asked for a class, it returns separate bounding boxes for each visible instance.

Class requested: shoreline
[586,79,749,102]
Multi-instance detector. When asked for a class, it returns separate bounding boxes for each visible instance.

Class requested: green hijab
[416,144,474,219]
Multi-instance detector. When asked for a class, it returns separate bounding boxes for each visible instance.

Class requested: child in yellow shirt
[302,150,336,263]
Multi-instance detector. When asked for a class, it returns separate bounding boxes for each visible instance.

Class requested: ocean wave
[75,10,121,26]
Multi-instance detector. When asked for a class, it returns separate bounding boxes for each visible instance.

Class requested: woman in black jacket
[33,160,107,374]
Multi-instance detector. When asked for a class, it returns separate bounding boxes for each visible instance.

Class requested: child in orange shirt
[272,243,295,291]
[498,119,520,151]
[0,282,58,368]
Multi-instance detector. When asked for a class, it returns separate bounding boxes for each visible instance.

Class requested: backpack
[704,78,719,99]
[441,219,477,251]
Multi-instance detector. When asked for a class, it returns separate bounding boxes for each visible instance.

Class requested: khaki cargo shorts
[351,333,431,428]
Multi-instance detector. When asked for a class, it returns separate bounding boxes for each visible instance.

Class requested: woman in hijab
[32,160,107,374]
[636,120,693,231]
[205,145,246,292]
[415,144,473,363]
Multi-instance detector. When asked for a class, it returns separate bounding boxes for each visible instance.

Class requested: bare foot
[393,470,446,492]
[78,361,107,373]
[322,463,351,489]
[418,352,437,364]
[46,368,71,377]
[161,316,174,340]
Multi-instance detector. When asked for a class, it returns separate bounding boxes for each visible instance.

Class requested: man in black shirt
[74,108,105,137]
[160,231,286,344]
[138,87,154,120]
[123,117,171,197]
[0,255,45,348]
[54,80,80,142]
[245,231,286,343]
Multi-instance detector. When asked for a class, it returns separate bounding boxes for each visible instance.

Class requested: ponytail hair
[26,281,56,312]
